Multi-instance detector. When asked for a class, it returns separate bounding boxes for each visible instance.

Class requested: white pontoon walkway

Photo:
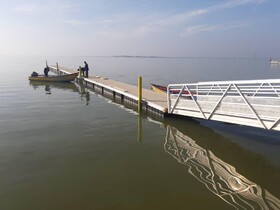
[49,65,168,115]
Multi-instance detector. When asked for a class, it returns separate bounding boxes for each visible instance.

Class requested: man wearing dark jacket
[84,61,89,78]
[44,66,49,77]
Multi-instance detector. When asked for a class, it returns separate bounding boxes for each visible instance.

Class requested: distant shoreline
[0,55,275,59]
[112,55,272,59]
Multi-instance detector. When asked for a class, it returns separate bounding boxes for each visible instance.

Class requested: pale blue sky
[0,0,279,57]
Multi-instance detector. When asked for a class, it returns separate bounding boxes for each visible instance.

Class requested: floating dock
[49,65,168,116]
[49,64,280,131]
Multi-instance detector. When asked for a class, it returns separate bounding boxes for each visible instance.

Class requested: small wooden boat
[29,72,78,82]
[151,83,193,95]
[151,83,168,93]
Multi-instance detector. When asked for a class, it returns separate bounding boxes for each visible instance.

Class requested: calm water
[0,56,280,210]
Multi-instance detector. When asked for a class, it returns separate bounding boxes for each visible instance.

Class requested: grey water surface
[0,56,280,210]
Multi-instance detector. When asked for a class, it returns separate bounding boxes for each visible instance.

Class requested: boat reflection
[29,81,90,104]
[165,125,280,210]
[29,81,80,93]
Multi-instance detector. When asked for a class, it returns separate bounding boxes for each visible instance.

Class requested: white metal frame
[167,79,280,131]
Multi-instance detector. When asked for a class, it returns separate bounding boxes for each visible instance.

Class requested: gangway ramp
[167,79,280,131]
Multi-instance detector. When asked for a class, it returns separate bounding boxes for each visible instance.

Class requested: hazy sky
[0,0,279,57]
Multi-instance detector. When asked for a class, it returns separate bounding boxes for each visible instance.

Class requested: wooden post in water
[138,76,142,113]
[79,66,82,78]
[56,62,59,73]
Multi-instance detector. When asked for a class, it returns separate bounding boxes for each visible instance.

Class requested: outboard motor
[31,71,39,77]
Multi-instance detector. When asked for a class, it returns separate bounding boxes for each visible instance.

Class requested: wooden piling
[79,66,82,78]
[138,76,142,113]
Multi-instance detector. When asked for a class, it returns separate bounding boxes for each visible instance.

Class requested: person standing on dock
[84,61,89,78]
[44,66,49,77]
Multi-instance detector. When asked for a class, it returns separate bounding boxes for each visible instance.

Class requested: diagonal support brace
[207,84,232,120]
[234,84,267,129]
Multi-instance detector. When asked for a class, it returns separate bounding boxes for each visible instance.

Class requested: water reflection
[164,125,280,210]
[138,113,142,143]
[44,85,51,94]
[78,85,90,105]
[269,64,280,71]
[29,81,90,104]
[29,81,79,93]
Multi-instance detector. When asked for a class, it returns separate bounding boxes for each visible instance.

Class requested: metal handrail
[167,79,280,131]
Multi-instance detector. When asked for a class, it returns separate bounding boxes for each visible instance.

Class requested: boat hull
[151,83,167,93]
[270,60,280,64]
[29,73,78,82]
[151,83,192,95]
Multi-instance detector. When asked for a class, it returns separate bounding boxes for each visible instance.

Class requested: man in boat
[84,61,89,78]
[44,66,50,77]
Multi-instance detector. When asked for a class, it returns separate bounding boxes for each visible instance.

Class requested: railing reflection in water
[164,125,280,210]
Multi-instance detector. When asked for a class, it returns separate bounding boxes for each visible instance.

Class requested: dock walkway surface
[49,64,280,131]
[49,65,168,115]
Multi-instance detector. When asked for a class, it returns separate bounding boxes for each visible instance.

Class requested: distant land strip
[112,55,271,59]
